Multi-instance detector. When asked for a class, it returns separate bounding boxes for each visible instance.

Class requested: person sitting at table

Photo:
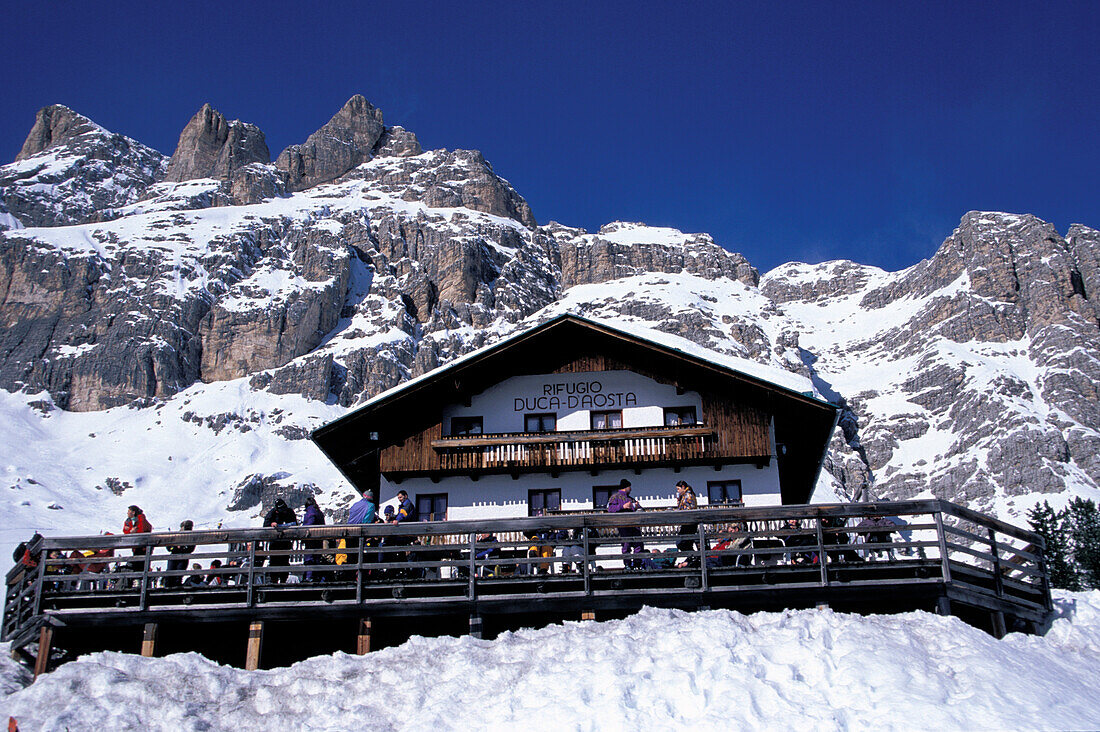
[784,518,817,565]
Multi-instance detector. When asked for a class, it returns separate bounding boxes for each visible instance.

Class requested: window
[528,488,561,516]
[590,410,623,430]
[707,480,743,505]
[664,406,698,426]
[417,493,448,522]
[592,485,618,510]
[525,413,557,433]
[451,416,483,436]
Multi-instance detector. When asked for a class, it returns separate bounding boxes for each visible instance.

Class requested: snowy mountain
[1,96,1098,553]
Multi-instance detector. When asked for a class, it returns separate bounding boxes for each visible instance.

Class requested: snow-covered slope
[3,590,1099,730]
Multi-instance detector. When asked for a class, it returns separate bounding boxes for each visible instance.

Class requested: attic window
[451,416,483,436]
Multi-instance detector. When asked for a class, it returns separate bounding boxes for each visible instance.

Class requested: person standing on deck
[674,481,701,568]
[263,498,298,584]
[165,520,195,587]
[302,496,326,582]
[123,505,152,574]
[607,479,643,569]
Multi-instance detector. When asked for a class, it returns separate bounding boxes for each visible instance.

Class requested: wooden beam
[33,626,52,679]
[936,596,952,617]
[141,623,157,657]
[581,611,596,621]
[357,617,372,655]
[469,614,483,639]
[245,621,263,671]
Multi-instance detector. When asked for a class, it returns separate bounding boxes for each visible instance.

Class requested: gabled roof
[312,314,839,503]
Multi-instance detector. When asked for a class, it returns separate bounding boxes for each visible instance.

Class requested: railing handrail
[431,423,715,448]
[19,499,1042,552]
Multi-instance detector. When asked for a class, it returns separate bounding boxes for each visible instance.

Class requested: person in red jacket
[123,505,152,574]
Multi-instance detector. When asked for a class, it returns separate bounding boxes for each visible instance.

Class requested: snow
[0,386,349,564]
[2,590,1098,730]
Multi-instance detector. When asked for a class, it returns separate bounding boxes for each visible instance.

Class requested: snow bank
[3,591,1098,731]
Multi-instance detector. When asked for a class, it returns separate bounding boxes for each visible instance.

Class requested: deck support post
[357,618,372,655]
[581,610,596,621]
[245,620,264,671]
[991,610,1007,639]
[141,623,157,657]
[936,596,951,617]
[33,625,53,679]
[469,614,483,639]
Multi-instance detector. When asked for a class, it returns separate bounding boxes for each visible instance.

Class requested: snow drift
[2,590,1098,731]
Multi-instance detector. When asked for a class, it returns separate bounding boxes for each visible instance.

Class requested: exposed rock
[374,126,422,157]
[546,221,757,288]
[276,95,385,191]
[16,105,100,160]
[164,104,271,184]
[1,106,167,228]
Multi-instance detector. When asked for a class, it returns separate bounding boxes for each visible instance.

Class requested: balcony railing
[429,424,721,473]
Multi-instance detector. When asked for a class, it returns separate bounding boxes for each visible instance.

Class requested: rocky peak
[275,95,386,192]
[15,105,102,161]
[164,104,271,183]
[2,106,168,229]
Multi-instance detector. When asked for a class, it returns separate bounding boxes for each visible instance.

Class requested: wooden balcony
[424,424,725,477]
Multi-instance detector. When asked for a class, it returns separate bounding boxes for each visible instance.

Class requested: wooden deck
[4,500,1051,672]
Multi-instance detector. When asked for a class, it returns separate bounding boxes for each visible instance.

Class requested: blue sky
[4,1,1097,273]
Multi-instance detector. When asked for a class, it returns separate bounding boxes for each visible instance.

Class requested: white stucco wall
[381,463,781,519]
[380,368,783,518]
[441,370,702,434]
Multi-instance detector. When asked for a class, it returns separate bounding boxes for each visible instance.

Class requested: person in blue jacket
[302,495,326,582]
[349,492,376,525]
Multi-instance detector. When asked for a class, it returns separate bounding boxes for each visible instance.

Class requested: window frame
[590,410,623,431]
[663,406,698,427]
[528,488,562,516]
[707,480,743,506]
[416,492,448,522]
[524,413,557,433]
[592,485,618,510]
[450,416,484,436]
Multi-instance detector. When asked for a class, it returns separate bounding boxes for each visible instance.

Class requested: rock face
[276,95,386,192]
[16,104,100,161]
[1,96,1099,524]
[164,104,271,183]
[0,106,167,229]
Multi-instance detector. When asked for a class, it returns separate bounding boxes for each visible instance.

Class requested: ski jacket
[349,497,376,525]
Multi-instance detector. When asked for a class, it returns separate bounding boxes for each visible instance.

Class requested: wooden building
[312,314,840,518]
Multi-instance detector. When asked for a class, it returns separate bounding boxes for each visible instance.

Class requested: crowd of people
[12,484,903,590]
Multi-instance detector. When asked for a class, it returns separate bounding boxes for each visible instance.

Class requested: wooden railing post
[582,526,592,596]
[934,511,952,585]
[246,540,257,607]
[468,533,477,600]
[697,524,708,591]
[356,529,366,605]
[139,548,153,610]
[815,516,829,586]
[988,528,1004,598]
